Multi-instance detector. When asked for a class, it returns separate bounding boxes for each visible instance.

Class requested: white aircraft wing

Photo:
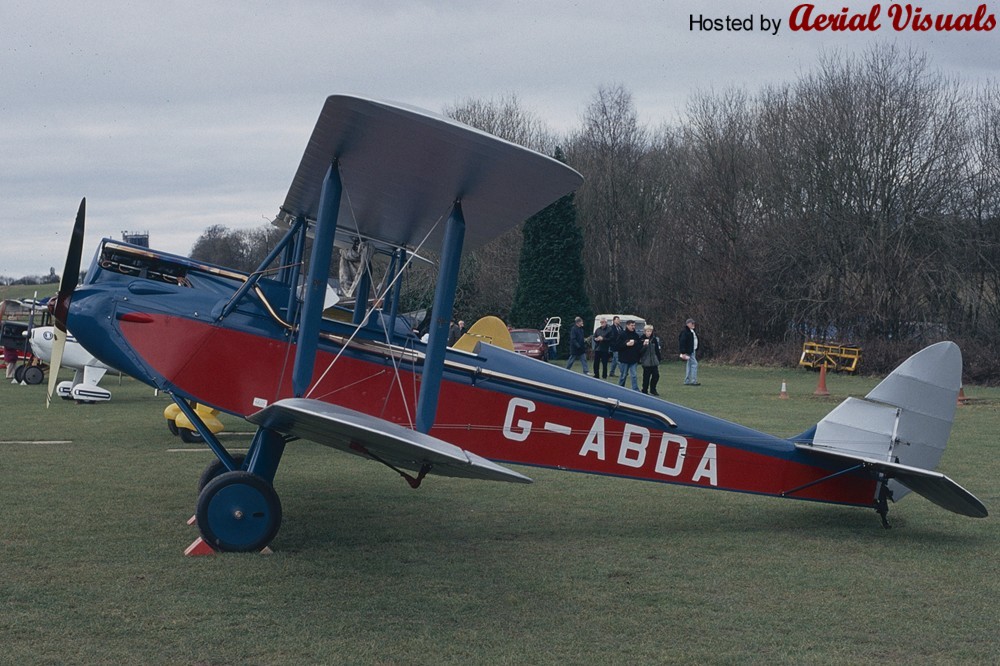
[248,398,532,485]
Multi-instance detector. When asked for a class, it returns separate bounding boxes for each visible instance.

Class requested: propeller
[47,197,86,406]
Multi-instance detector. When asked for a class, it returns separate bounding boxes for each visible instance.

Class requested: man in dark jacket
[565,316,590,374]
[609,316,623,377]
[679,318,700,385]
[592,318,613,379]
[616,320,643,390]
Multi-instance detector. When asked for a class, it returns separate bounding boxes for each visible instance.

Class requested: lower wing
[248,398,531,485]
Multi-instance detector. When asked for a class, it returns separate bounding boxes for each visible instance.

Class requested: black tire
[196,471,281,553]
[13,365,24,383]
[198,453,247,493]
[167,419,179,436]
[179,427,204,444]
[23,366,44,385]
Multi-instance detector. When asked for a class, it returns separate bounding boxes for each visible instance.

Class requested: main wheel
[23,366,44,385]
[196,471,281,553]
[179,427,204,443]
[197,453,247,492]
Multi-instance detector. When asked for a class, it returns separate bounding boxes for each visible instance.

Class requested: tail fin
[796,342,987,518]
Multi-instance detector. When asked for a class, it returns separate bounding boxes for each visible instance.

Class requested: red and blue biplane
[50,95,987,552]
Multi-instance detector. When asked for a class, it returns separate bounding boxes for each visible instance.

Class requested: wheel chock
[184,537,217,557]
[186,514,197,526]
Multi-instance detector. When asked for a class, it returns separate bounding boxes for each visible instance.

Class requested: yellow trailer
[799,341,861,373]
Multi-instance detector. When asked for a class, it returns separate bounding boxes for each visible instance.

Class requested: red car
[509,328,549,361]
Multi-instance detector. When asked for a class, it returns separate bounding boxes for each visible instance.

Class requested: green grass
[1,283,58,302]
[2,362,998,664]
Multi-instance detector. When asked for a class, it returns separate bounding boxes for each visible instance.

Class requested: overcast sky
[2,1,998,280]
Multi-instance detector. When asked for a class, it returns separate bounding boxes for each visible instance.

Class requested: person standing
[565,316,590,374]
[447,320,466,346]
[679,318,700,385]
[592,318,612,378]
[609,315,623,377]
[616,319,643,390]
[639,324,662,395]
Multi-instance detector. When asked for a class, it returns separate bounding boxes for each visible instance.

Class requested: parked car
[509,328,549,361]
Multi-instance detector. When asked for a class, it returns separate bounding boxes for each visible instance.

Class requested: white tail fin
[797,342,987,518]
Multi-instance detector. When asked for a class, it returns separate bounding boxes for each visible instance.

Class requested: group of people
[566,316,700,394]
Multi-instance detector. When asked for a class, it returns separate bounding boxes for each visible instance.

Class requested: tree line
[189,44,1000,379]
[450,45,1000,378]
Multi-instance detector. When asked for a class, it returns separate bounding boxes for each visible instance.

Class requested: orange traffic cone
[779,381,789,399]
[957,386,969,405]
[814,365,830,397]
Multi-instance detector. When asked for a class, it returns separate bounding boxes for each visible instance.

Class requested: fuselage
[69,238,878,509]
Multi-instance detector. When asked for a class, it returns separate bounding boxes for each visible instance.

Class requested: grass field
[1,283,58,301]
[2,360,998,664]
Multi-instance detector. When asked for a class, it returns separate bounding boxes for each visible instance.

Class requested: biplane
[49,95,987,553]
[2,298,51,384]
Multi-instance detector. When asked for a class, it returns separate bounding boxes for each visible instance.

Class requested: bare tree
[956,83,1000,339]
[675,88,768,345]
[567,84,657,313]
[445,92,556,153]
[770,45,970,341]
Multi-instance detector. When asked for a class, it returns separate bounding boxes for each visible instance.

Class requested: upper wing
[248,398,531,485]
[276,95,583,253]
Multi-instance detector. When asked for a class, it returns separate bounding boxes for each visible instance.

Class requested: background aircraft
[29,325,114,402]
[49,95,987,553]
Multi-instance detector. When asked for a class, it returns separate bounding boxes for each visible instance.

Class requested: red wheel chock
[184,537,217,557]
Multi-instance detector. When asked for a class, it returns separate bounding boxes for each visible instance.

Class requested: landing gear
[196,471,282,553]
[875,480,894,529]
[176,395,289,553]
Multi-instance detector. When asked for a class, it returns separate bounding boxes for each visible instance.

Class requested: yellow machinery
[453,315,515,353]
[164,402,225,443]
[799,341,861,373]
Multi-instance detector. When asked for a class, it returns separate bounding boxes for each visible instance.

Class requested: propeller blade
[53,198,85,327]
[46,327,67,407]
[47,197,86,407]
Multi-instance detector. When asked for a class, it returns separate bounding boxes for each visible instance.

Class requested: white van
[593,314,646,334]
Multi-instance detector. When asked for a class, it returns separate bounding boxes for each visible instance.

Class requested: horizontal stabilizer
[248,398,531,485]
[795,443,988,518]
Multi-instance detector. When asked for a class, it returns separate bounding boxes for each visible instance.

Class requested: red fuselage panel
[121,314,877,507]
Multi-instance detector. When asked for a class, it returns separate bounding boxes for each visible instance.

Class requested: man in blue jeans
[679,318,700,385]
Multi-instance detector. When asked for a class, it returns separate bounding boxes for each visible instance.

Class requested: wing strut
[293,161,342,397]
[415,201,465,434]
[216,215,306,322]
[350,442,432,488]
